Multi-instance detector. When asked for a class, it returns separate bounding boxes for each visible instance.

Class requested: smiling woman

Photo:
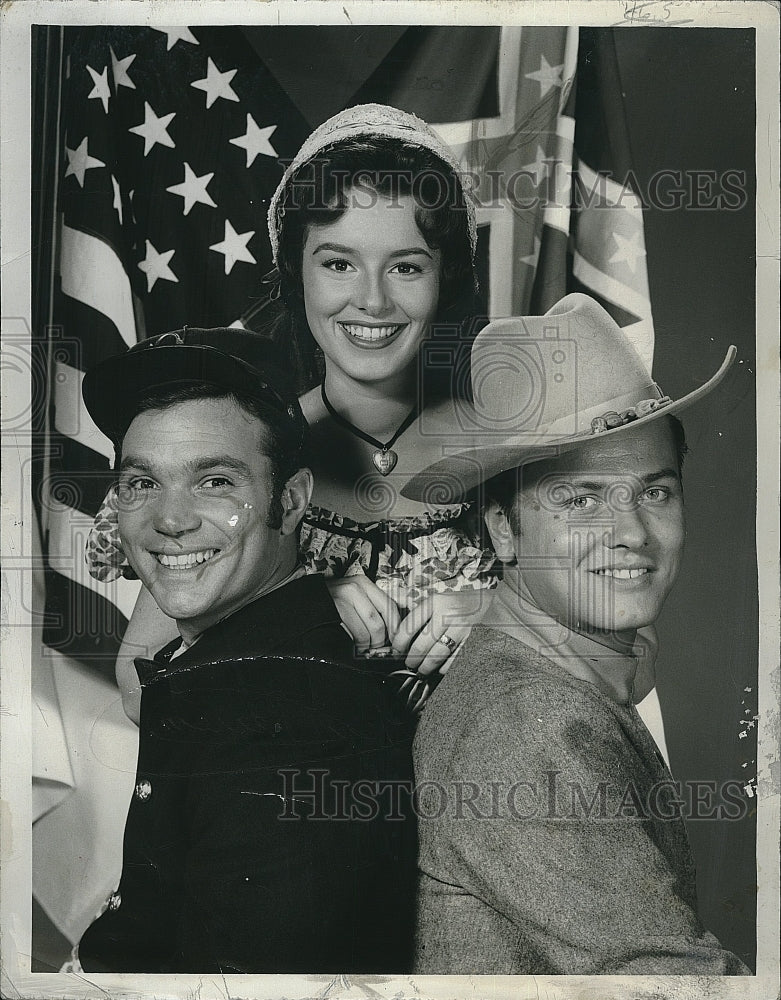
[262,109,498,692]
[272,129,476,387]
[256,108,497,680]
[85,104,499,722]
[301,193,441,391]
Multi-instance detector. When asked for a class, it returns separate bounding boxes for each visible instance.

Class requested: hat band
[590,394,673,434]
[540,382,668,441]
[451,380,666,442]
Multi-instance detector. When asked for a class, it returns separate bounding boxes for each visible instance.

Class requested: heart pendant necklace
[320,383,419,477]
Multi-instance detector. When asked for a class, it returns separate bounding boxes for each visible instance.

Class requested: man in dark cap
[76,328,414,974]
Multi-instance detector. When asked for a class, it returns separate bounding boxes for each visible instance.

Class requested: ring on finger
[436,633,458,653]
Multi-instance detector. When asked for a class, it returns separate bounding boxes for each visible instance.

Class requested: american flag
[42,25,312,666]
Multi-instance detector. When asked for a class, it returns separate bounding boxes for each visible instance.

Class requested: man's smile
[154,548,219,569]
[590,566,652,580]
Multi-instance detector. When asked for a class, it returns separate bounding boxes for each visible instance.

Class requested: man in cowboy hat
[403,293,749,975]
[75,328,415,973]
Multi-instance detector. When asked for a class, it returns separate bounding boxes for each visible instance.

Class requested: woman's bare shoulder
[299,385,325,424]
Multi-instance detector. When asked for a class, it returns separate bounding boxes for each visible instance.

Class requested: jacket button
[107,891,122,911]
[134,779,152,801]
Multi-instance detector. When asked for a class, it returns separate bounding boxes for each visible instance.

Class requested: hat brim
[82,344,288,444]
[402,346,737,504]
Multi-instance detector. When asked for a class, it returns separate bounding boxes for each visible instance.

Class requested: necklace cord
[320,383,420,453]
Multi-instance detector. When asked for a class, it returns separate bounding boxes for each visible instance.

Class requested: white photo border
[1,2,778,998]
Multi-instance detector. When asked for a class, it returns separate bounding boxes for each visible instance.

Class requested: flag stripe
[568,274,641,329]
[572,251,653,370]
[542,124,575,235]
[53,361,114,460]
[54,291,134,371]
[45,501,141,622]
[47,435,115,517]
[572,250,651,319]
[431,26,522,144]
[578,159,643,210]
[60,223,137,348]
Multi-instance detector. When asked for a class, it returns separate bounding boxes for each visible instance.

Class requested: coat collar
[482,580,658,706]
[136,573,341,686]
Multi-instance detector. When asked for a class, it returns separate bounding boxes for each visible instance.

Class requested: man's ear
[279,467,313,536]
[483,499,518,564]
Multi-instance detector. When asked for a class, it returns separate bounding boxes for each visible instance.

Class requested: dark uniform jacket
[79,575,416,974]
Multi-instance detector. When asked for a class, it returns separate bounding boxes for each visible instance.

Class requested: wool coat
[413,595,750,975]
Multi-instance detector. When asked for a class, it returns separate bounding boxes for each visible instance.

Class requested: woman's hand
[390,590,491,676]
[325,574,401,653]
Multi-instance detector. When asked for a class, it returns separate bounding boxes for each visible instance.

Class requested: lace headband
[267,103,478,263]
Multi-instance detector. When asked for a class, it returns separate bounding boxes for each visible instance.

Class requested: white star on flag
[520,145,551,187]
[154,27,199,50]
[230,115,278,166]
[86,65,110,113]
[110,47,136,90]
[64,137,105,187]
[209,220,256,275]
[192,57,240,109]
[609,231,646,275]
[166,162,217,215]
[138,239,178,291]
[111,175,123,223]
[519,235,542,268]
[129,102,176,156]
[525,55,564,98]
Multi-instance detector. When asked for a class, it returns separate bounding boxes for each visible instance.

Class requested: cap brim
[402,346,737,504]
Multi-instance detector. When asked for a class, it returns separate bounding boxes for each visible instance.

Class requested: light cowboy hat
[402,293,736,504]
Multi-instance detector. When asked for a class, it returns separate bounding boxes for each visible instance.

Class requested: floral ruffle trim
[86,487,137,582]
[303,502,473,535]
[85,492,498,603]
[300,503,497,610]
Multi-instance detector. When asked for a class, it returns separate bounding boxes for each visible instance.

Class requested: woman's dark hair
[248,135,482,397]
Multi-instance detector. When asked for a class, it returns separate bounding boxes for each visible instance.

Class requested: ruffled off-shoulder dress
[86,489,499,610]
